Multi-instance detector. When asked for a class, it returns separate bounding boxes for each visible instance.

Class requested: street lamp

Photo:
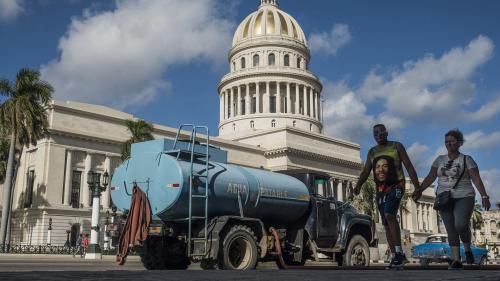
[47,218,52,246]
[85,170,109,259]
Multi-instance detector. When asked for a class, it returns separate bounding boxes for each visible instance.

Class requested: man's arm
[396,142,420,190]
[354,151,373,195]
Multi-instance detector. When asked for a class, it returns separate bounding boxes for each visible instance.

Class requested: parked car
[411,234,488,266]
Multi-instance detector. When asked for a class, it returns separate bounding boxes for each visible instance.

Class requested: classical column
[264,81,270,113]
[309,88,314,117]
[245,83,251,115]
[230,87,235,118]
[82,153,92,208]
[219,91,224,121]
[304,85,309,116]
[237,85,242,116]
[312,90,316,118]
[224,90,229,119]
[256,82,261,114]
[286,82,291,114]
[337,180,344,202]
[63,150,73,206]
[317,91,321,121]
[276,82,282,113]
[102,156,111,209]
[295,84,300,114]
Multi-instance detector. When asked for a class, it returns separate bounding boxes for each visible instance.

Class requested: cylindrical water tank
[111,152,311,225]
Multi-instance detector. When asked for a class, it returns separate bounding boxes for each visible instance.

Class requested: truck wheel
[219,225,258,270]
[343,235,370,267]
[140,237,189,270]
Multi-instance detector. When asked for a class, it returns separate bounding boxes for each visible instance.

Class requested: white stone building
[0,0,442,250]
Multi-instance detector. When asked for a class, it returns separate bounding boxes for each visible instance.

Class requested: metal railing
[0,244,138,255]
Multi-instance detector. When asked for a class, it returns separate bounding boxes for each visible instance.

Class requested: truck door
[315,197,339,248]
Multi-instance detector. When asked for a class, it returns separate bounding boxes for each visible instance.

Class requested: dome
[232,0,307,47]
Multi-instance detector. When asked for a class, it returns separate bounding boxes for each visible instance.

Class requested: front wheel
[343,235,370,267]
[219,225,258,270]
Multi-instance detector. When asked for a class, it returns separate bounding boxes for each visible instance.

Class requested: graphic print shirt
[368,141,405,193]
[432,153,477,198]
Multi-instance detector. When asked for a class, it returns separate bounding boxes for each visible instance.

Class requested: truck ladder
[170,124,210,258]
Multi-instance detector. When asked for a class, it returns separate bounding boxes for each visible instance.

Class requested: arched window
[241,57,246,69]
[297,57,301,68]
[250,120,255,128]
[271,119,276,128]
[253,54,259,67]
[292,121,296,127]
[232,62,236,71]
[284,54,290,66]
[268,53,275,66]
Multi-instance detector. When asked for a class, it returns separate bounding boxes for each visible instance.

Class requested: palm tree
[0,68,53,249]
[121,119,154,160]
[471,203,484,232]
[352,177,377,219]
[0,136,11,183]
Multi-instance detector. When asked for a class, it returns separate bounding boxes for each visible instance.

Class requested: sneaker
[465,251,474,264]
[386,252,405,269]
[448,260,463,270]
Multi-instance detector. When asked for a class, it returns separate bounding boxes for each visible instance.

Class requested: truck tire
[343,235,370,267]
[140,237,190,270]
[219,225,258,270]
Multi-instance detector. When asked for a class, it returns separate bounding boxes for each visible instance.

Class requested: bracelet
[482,195,489,199]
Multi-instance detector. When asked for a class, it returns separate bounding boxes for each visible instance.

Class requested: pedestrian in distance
[354,124,421,269]
[412,129,491,270]
[83,233,90,257]
[73,234,83,258]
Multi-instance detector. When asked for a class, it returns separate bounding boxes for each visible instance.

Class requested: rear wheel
[219,225,258,270]
[343,235,370,267]
[140,237,190,270]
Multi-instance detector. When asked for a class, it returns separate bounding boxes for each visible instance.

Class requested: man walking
[354,124,420,268]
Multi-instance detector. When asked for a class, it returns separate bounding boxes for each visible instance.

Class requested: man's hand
[483,197,491,211]
[353,185,361,196]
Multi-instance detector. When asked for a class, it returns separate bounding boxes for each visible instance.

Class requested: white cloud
[477,169,500,209]
[407,142,431,174]
[308,23,351,56]
[0,0,24,22]
[41,0,234,110]
[463,130,500,150]
[358,35,497,124]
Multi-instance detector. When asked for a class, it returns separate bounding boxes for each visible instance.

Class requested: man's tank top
[368,141,405,192]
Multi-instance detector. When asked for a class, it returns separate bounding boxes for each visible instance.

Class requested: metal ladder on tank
[170,124,210,258]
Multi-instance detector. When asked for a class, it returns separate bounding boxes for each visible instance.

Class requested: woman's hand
[482,197,491,211]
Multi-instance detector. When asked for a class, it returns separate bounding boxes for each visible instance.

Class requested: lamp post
[64,230,71,253]
[85,170,109,259]
[47,218,52,246]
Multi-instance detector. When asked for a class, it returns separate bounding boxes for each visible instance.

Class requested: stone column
[276,82,281,113]
[245,83,251,115]
[286,82,291,114]
[237,85,242,116]
[102,156,111,209]
[317,91,321,121]
[309,88,314,118]
[230,88,235,118]
[304,86,309,116]
[256,82,261,114]
[82,153,92,208]
[295,84,300,114]
[337,180,344,202]
[219,91,224,122]
[63,150,73,206]
[264,81,270,113]
[312,90,316,118]
[224,90,229,119]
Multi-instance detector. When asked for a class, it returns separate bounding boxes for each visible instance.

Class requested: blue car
[412,234,488,266]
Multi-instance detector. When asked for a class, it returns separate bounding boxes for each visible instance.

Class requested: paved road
[0,254,499,281]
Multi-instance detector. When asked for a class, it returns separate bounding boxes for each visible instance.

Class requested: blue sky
[1,0,499,207]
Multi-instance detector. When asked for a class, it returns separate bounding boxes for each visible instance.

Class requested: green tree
[352,177,377,218]
[0,68,53,248]
[121,119,154,160]
[0,137,11,183]
[471,203,484,232]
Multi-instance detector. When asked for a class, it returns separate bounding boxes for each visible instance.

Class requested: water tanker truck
[111,125,376,269]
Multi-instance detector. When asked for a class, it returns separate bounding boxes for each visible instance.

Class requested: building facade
[0,0,442,252]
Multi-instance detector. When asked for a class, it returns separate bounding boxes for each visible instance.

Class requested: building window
[241,57,246,69]
[292,121,296,127]
[227,94,231,118]
[270,96,276,113]
[268,53,275,66]
[284,54,290,66]
[253,54,259,67]
[70,224,81,247]
[297,57,301,68]
[232,62,236,71]
[310,123,313,131]
[232,123,236,131]
[252,97,256,114]
[250,120,255,128]
[24,170,35,208]
[241,99,246,115]
[271,120,276,128]
[89,173,101,206]
[71,171,82,208]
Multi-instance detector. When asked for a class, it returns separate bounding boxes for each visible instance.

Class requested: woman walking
[412,129,491,269]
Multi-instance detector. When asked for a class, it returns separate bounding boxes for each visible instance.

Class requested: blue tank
[111,139,311,224]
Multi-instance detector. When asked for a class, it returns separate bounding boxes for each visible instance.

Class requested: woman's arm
[469,167,491,211]
[411,166,438,202]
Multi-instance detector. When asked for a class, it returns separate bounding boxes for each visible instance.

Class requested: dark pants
[439,196,475,247]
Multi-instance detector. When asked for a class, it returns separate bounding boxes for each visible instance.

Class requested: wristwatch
[482,195,490,199]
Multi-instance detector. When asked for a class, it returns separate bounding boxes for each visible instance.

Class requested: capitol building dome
[218,0,323,138]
